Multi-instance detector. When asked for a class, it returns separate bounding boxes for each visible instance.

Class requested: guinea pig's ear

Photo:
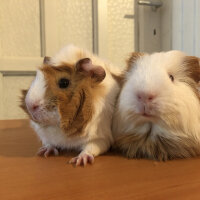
[127,52,145,71]
[75,58,106,83]
[43,56,51,64]
[183,56,200,84]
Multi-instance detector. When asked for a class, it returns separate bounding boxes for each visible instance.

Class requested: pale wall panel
[172,0,182,51]
[107,0,135,67]
[160,0,172,51]
[194,0,200,57]
[138,4,161,53]
[182,0,194,55]
[0,0,41,57]
[56,0,93,52]
[172,0,200,56]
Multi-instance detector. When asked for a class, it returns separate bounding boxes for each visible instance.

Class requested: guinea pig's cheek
[130,97,140,112]
[50,110,60,124]
[30,108,59,125]
[30,111,43,122]
[136,103,144,114]
[42,110,60,125]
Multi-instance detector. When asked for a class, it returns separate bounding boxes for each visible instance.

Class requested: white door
[0,0,137,120]
[138,0,200,56]
[171,0,200,57]
[137,0,162,53]
[0,0,94,120]
[97,0,136,67]
[1,0,167,120]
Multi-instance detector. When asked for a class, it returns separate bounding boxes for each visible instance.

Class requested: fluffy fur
[21,44,123,166]
[113,50,200,161]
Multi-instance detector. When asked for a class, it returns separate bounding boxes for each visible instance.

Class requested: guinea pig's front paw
[37,145,59,157]
[69,153,94,167]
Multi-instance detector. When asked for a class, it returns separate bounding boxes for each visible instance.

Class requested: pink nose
[137,92,156,103]
[32,104,39,111]
[26,102,40,113]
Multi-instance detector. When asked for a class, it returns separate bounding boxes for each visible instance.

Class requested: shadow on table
[0,119,123,158]
[0,124,41,157]
[0,126,122,159]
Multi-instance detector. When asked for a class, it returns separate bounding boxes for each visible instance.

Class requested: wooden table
[0,120,200,200]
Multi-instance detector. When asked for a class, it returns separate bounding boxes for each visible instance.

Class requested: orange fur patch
[19,90,29,115]
[112,52,145,88]
[183,56,200,83]
[126,52,145,72]
[41,62,104,137]
[111,73,125,88]
[182,56,200,99]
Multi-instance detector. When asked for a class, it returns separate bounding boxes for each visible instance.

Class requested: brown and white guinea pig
[21,44,122,166]
[112,50,200,161]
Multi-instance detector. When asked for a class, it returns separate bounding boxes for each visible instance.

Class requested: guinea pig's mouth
[142,113,152,118]
[32,112,60,126]
[137,104,156,119]
[31,113,43,122]
[142,113,153,117]
[27,105,59,125]
[140,112,157,121]
[29,111,45,123]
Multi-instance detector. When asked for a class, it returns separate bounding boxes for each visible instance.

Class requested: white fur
[26,70,46,106]
[27,44,123,158]
[51,44,123,76]
[113,50,200,142]
[25,70,60,125]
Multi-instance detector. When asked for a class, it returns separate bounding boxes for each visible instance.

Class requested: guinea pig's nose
[137,92,156,103]
[26,102,40,113]
[32,104,39,111]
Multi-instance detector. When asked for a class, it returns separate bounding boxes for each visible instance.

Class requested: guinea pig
[21,44,122,166]
[112,50,200,161]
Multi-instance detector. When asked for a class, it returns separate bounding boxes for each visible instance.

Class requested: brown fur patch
[43,56,51,64]
[111,73,125,88]
[183,56,200,83]
[110,52,145,88]
[114,130,200,161]
[58,83,93,136]
[42,63,73,75]
[19,90,28,114]
[20,56,106,136]
[76,58,106,83]
[126,52,145,72]
[41,61,104,137]
[182,56,200,99]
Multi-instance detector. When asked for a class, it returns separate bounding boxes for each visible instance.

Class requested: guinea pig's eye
[58,78,70,89]
[169,74,174,82]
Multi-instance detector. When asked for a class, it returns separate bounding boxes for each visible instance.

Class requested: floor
[0,120,200,200]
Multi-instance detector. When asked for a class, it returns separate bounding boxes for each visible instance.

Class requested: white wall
[107,0,135,67]
[0,0,41,57]
[0,0,93,120]
[160,0,172,51]
[50,0,93,53]
[172,0,200,56]
[161,0,200,56]
[0,0,136,119]
[138,2,161,53]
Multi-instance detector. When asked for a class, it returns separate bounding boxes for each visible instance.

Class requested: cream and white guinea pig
[21,44,122,166]
[112,50,200,161]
